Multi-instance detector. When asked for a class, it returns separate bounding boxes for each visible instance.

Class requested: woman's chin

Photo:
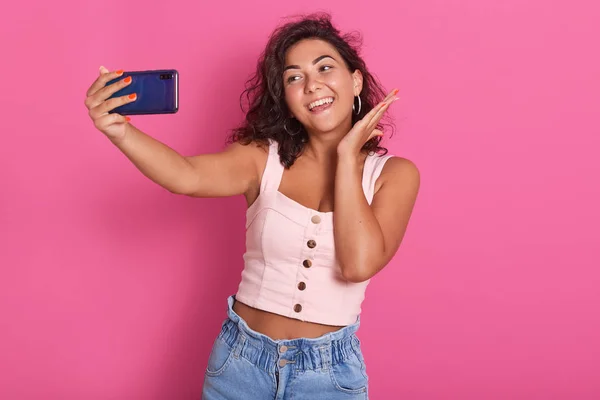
[303,118,345,134]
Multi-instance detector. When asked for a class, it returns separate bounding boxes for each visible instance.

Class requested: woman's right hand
[84,66,137,142]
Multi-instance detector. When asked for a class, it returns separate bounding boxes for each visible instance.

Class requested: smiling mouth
[308,97,335,113]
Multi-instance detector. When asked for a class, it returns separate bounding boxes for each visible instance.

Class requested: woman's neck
[303,119,355,164]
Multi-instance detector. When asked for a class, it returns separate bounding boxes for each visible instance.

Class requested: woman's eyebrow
[284,55,336,71]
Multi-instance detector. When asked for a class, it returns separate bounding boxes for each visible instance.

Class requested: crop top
[235,139,394,326]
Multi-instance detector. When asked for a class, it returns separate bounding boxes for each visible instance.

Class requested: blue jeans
[201,296,369,399]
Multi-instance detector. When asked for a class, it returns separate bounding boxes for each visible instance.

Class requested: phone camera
[160,74,173,80]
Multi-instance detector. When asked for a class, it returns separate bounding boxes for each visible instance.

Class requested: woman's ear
[352,69,364,96]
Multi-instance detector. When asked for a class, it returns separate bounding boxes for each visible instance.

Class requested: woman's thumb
[99,65,110,75]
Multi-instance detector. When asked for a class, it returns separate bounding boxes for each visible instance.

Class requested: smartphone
[106,69,179,115]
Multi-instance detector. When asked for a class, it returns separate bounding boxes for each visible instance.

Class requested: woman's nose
[304,75,323,93]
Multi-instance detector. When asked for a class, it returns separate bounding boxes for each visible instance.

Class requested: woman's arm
[86,67,263,199]
[333,156,420,283]
[111,125,263,198]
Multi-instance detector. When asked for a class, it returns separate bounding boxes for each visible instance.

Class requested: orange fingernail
[393,88,399,95]
[128,93,137,100]
[124,76,132,83]
[126,117,131,122]
[116,69,124,75]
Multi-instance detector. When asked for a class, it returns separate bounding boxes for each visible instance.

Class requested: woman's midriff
[232,299,344,340]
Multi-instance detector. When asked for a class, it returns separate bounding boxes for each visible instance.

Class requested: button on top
[311,215,321,224]
[294,304,302,313]
[279,345,288,353]
[307,240,316,249]
[303,259,312,268]
[298,282,306,291]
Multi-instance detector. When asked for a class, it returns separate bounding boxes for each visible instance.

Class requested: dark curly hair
[227,12,394,168]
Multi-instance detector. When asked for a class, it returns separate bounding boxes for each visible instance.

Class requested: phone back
[106,69,178,115]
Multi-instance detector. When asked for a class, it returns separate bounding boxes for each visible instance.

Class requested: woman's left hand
[337,88,399,157]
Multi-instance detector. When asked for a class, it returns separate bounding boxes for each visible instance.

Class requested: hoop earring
[283,119,301,136]
[352,95,362,115]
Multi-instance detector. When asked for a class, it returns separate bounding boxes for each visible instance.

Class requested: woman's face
[283,38,363,135]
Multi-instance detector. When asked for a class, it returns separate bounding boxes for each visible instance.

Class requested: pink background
[1,0,599,399]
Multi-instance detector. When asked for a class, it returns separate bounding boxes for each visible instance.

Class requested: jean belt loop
[234,334,246,359]
[319,345,331,371]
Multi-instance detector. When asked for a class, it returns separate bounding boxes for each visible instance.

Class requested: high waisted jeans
[201,296,369,399]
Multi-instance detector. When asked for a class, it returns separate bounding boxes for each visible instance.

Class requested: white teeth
[308,97,334,110]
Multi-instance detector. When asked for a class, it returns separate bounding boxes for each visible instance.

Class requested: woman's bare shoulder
[224,139,271,196]
[225,139,270,166]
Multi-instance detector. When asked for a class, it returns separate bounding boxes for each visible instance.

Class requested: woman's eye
[287,76,300,83]
[321,65,333,71]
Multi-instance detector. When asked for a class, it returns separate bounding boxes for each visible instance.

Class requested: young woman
[84,13,419,400]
